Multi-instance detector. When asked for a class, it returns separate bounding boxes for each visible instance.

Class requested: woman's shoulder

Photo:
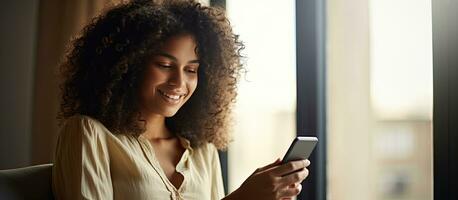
[201,142,218,152]
[60,114,112,138]
[191,141,219,160]
[64,114,102,127]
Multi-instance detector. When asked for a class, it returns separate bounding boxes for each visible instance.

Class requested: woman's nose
[167,70,185,88]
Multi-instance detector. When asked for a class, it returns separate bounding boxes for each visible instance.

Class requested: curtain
[31,0,123,164]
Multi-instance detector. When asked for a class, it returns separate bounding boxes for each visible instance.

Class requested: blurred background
[0,0,434,200]
[229,0,433,199]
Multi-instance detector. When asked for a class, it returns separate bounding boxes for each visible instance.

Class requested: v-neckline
[137,135,189,191]
[151,138,186,189]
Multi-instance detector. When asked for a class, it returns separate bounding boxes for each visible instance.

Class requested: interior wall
[31,0,118,165]
[0,0,39,169]
[0,0,120,169]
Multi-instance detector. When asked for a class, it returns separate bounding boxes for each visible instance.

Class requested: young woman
[52,0,310,199]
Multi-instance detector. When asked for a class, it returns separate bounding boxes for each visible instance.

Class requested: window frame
[432,0,458,199]
[295,0,327,199]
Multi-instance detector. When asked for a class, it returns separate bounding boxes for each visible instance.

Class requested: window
[225,0,297,193]
[326,0,433,199]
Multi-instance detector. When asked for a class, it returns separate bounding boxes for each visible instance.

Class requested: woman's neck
[140,113,174,140]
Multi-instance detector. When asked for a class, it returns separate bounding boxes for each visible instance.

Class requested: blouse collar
[177,136,194,154]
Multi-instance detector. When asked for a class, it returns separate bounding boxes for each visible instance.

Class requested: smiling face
[138,33,199,118]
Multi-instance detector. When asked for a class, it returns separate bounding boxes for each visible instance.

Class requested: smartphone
[282,136,318,163]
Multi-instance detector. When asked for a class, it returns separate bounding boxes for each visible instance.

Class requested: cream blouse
[52,115,225,200]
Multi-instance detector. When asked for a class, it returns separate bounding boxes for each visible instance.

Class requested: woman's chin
[164,112,178,118]
[160,109,180,118]
[144,102,182,117]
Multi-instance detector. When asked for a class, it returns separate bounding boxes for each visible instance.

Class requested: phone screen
[282,136,318,163]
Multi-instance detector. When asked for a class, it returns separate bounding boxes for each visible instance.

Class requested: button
[175,191,182,200]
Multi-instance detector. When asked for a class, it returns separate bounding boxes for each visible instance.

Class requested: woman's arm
[52,116,113,200]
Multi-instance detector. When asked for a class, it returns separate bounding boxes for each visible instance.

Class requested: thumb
[254,158,281,173]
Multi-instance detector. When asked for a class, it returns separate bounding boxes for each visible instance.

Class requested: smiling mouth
[158,89,186,103]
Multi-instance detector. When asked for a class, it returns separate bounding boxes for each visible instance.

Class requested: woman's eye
[187,69,197,73]
[157,63,172,68]
[185,65,199,73]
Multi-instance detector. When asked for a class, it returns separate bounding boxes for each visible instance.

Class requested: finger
[277,183,302,198]
[278,168,309,188]
[288,183,298,188]
[254,158,281,173]
[270,160,308,177]
[305,159,311,167]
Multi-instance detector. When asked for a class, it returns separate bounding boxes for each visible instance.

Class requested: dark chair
[0,164,54,200]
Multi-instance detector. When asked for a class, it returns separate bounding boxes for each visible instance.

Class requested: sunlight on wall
[369,0,433,120]
[226,0,296,193]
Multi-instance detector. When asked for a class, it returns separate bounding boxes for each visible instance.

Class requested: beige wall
[327,0,376,199]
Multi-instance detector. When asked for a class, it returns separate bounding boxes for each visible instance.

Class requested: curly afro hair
[58,0,244,149]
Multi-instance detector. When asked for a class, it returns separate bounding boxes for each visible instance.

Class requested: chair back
[0,164,54,200]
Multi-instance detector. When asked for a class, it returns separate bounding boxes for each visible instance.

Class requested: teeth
[166,94,179,100]
[159,90,182,100]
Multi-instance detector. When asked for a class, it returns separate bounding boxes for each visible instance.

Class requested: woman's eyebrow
[157,52,200,64]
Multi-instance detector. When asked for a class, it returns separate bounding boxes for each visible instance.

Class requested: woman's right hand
[227,158,311,200]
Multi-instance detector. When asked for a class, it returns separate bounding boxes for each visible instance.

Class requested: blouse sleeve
[52,115,113,200]
[209,144,225,200]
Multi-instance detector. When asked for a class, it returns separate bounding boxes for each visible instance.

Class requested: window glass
[226,0,297,193]
[327,0,433,199]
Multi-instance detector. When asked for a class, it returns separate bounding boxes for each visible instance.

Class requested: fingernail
[305,159,310,166]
